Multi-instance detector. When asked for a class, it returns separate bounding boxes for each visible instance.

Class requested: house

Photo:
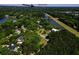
[37,20,40,24]
[9,43,16,50]
[17,36,24,45]
[13,20,17,23]
[51,28,60,32]
[21,25,26,32]
[2,45,9,48]
[5,15,9,19]
[13,46,20,52]
[9,43,20,52]
[15,29,21,35]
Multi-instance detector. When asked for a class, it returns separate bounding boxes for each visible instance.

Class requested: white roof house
[37,20,40,24]
[15,29,21,35]
[51,28,60,32]
[11,44,15,46]
[17,42,23,45]
[13,20,17,23]
[2,45,9,48]
[5,15,9,18]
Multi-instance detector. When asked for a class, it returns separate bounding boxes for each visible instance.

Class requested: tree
[38,30,79,55]
[21,30,41,54]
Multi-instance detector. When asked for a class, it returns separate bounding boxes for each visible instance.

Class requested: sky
[0,4,79,7]
[35,4,79,7]
[0,0,79,7]
[0,0,79,4]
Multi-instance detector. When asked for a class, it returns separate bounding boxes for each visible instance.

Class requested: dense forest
[38,30,79,55]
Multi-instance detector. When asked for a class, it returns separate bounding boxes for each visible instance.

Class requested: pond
[0,18,16,24]
[49,19,64,29]
[45,14,64,29]
[0,18,7,24]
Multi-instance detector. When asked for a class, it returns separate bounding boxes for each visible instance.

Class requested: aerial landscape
[0,4,79,55]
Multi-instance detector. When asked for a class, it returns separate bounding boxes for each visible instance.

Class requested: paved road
[45,13,79,38]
